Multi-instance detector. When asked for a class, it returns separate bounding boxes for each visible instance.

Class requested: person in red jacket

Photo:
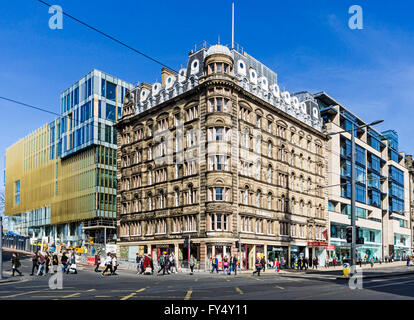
[141,254,151,274]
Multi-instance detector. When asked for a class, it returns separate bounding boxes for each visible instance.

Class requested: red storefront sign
[86,257,96,265]
[327,245,335,251]
[307,241,329,247]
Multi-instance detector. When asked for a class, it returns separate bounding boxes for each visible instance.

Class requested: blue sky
[1,0,413,190]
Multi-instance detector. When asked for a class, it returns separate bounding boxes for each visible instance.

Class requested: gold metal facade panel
[52,147,97,224]
[5,122,98,225]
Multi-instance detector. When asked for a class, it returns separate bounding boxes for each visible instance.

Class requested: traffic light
[356,227,364,244]
[346,226,352,243]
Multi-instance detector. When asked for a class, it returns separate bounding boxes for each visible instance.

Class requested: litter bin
[343,263,350,277]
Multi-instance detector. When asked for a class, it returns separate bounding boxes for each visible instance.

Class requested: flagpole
[232,2,234,49]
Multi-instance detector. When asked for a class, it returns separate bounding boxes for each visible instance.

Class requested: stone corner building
[115,43,329,270]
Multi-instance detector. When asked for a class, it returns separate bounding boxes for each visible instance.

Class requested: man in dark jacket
[11,253,23,276]
[252,258,262,276]
[229,255,238,275]
[30,252,39,276]
[94,253,101,272]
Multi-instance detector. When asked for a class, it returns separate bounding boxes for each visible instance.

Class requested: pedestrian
[158,253,167,275]
[304,257,309,270]
[111,254,119,275]
[370,256,374,268]
[140,255,145,274]
[52,254,59,273]
[170,253,177,274]
[102,252,113,276]
[359,257,362,268]
[136,253,141,274]
[142,254,151,275]
[299,257,304,270]
[312,257,318,269]
[30,252,39,276]
[223,256,229,274]
[45,253,50,275]
[333,257,337,267]
[37,253,46,276]
[94,251,101,272]
[252,258,262,276]
[407,255,411,267]
[68,251,77,274]
[61,252,69,273]
[210,256,219,274]
[189,254,196,275]
[11,253,23,277]
[275,258,280,272]
[261,257,266,272]
[150,255,154,274]
[229,255,237,275]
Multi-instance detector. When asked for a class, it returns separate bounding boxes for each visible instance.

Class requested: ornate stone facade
[116,44,329,270]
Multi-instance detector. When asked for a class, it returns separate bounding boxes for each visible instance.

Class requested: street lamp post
[328,119,383,273]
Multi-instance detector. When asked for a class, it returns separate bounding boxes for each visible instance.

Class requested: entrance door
[248,245,255,270]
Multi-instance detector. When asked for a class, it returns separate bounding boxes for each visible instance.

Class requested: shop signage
[268,246,285,251]
[327,245,335,250]
[307,241,329,247]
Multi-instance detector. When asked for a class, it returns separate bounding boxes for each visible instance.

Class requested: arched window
[267,193,272,210]
[256,190,261,208]
[256,160,261,180]
[267,165,272,183]
[267,141,272,157]
[280,195,285,212]
[244,187,249,205]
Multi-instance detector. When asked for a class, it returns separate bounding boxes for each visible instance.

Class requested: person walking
[370,256,374,268]
[223,256,229,274]
[169,253,176,274]
[314,257,318,269]
[52,254,59,273]
[37,253,46,276]
[102,253,113,276]
[30,252,39,276]
[252,258,262,276]
[229,255,237,275]
[189,254,196,275]
[210,256,219,274]
[275,258,280,273]
[111,254,119,275]
[94,252,101,272]
[67,252,77,274]
[261,257,266,272]
[141,254,151,275]
[61,252,69,273]
[150,255,154,274]
[45,253,50,275]
[136,253,141,274]
[158,253,167,275]
[407,255,411,267]
[11,253,23,277]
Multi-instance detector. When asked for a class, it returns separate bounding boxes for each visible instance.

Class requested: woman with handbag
[252,258,262,276]
[223,256,229,274]
[11,253,23,277]
[101,253,113,276]
[111,254,119,275]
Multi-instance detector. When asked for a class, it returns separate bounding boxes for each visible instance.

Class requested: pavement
[1,258,414,300]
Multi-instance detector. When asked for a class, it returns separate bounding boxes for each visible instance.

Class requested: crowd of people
[96,252,120,276]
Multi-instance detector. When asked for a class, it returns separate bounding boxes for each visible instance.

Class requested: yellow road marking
[275,286,285,290]
[87,289,95,292]
[136,288,146,293]
[0,279,29,286]
[63,293,80,298]
[184,290,192,300]
[120,292,136,300]
[0,290,42,298]
[235,287,244,295]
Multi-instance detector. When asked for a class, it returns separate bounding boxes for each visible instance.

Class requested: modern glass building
[5,69,134,246]
[318,92,411,261]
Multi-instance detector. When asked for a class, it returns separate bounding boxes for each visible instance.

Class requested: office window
[15,180,20,205]
[106,103,116,122]
[356,184,366,203]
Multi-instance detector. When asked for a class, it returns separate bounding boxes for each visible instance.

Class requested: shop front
[307,241,328,267]
[151,244,176,261]
[180,243,200,267]
[289,246,306,269]
[207,243,232,270]
[267,245,288,269]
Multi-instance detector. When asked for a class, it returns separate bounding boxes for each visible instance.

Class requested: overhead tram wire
[37,0,182,78]
[0,96,60,117]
